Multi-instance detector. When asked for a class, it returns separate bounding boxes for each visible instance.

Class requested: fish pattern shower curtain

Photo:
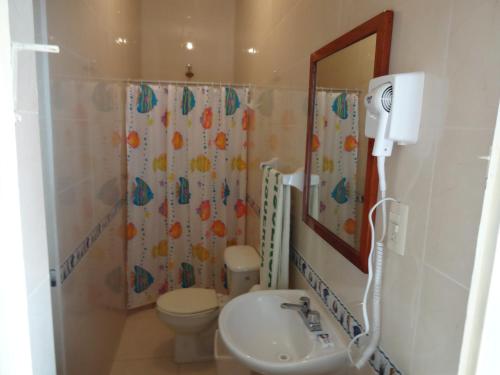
[311,91,359,247]
[126,83,248,308]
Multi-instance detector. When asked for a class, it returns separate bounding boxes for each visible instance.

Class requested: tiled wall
[139,0,236,82]
[234,1,500,374]
[8,0,57,373]
[41,1,237,372]
[41,0,141,373]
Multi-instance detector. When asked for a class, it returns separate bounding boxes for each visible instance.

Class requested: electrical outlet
[386,201,409,255]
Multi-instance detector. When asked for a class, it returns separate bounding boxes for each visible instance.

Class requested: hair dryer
[348,72,424,369]
[365,82,394,157]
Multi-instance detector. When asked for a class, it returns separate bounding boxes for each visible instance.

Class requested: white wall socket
[386,201,409,256]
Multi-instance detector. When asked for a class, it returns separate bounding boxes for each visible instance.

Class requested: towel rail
[259,158,319,191]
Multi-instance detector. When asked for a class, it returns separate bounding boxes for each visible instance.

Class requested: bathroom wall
[39,1,236,372]
[139,0,236,82]
[8,0,57,373]
[40,0,141,373]
[235,0,500,374]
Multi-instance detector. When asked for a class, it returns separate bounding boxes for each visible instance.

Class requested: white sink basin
[219,289,348,375]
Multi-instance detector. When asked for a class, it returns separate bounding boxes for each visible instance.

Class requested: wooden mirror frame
[302,11,393,273]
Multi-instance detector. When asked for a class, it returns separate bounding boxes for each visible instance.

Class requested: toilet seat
[155,245,260,364]
[157,288,219,315]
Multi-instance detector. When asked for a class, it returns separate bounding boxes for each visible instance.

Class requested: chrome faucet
[281,296,322,332]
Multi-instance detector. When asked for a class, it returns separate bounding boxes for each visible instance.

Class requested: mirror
[303,11,393,273]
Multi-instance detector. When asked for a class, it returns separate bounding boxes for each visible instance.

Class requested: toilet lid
[157,288,219,315]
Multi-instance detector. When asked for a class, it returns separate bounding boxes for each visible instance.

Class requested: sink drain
[278,354,290,361]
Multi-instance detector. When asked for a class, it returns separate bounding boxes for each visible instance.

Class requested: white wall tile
[410,266,468,375]
[43,0,140,373]
[27,277,57,375]
[60,209,127,375]
[445,0,500,130]
[9,2,58,374]
[14,111,51,292]
[139,0,236,82]
[379,251,424,371]
[425,127,493,287]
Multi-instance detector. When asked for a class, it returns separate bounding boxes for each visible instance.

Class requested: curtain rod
[316,86,361,93]
[49,76,353,93]
[126,79,252,88]
[47,75,252,88]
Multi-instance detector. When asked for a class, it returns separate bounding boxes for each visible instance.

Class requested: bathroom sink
[219,290,348,375]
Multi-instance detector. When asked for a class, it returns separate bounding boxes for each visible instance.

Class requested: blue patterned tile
[59,199,124,285]
[291,248,402,375]
[246,193,261,216]
[237,191,401,374]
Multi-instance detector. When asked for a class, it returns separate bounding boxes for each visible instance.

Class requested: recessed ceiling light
[247,47,257,54]
[186,42,194,50]
[115,37,128,45]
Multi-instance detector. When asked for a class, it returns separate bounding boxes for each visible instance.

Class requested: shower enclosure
[28,0,242,373]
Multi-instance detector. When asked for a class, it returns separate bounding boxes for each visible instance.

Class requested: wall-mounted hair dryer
[365,72,425,157]
[348,72,425,369]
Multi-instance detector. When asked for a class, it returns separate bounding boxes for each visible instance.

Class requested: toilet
[156,245,260,363]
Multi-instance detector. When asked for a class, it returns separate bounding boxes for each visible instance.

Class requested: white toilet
[156,245,260,363]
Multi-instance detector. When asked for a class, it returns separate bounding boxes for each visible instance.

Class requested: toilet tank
[224,245,260,299]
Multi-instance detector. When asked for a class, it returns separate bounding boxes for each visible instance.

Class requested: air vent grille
[381,85,393,112]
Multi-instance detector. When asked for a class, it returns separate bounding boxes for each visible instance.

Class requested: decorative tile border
[291,248,403,375]
[59,199,124,285]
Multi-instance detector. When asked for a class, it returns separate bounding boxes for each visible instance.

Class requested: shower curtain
[312,91,359,247]
[126,83,249,308]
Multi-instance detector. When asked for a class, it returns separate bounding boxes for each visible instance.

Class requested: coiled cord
[347,156,398,368]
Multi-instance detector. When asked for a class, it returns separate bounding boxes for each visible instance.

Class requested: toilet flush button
[387,201,408,256]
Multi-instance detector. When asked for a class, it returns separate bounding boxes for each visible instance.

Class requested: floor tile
[111,307,220,375]
[110,357,178,375]
[178,361,217,375]
[114,308,175,360]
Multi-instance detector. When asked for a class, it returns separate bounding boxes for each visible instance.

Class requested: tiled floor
[110,308,217,375]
